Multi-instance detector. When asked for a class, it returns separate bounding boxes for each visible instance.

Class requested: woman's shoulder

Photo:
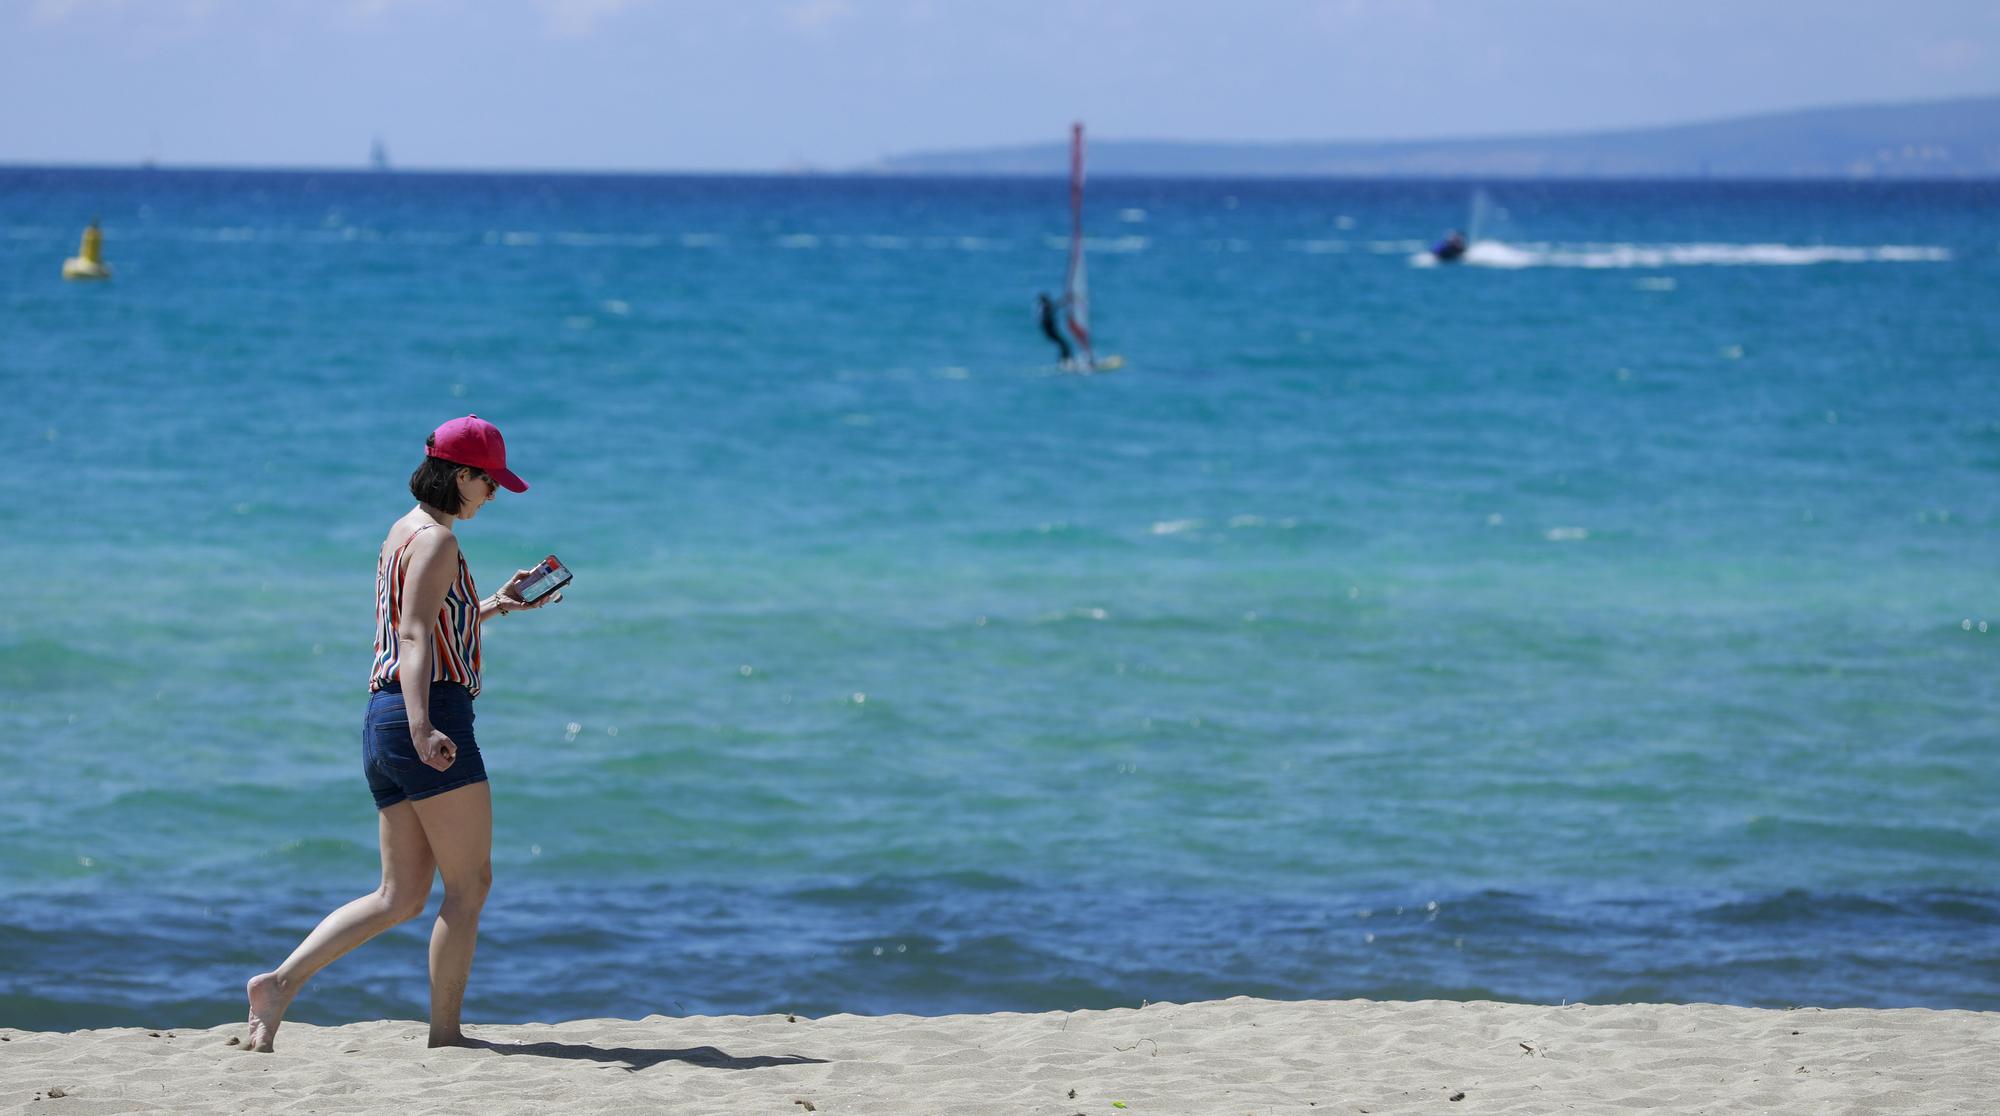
[383,514,460,561]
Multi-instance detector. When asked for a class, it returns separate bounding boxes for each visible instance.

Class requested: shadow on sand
[462,1036,826,1073]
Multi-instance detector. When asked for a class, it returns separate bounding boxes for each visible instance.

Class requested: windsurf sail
[1064,122,1095,368]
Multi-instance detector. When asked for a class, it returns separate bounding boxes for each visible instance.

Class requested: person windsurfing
[1431,230,1468,263]
[1036,291,1074,367]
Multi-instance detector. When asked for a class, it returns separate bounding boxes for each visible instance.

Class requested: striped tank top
[369,522,483,698]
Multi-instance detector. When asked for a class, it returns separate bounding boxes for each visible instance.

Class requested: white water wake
[1411,241,1952,269]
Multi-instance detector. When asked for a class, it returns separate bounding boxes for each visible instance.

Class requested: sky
[3,0,1997,171]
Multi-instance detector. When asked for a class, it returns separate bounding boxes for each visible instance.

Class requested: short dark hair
[410,435,473,513]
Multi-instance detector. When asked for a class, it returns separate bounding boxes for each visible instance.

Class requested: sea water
[1,169,1996,1029]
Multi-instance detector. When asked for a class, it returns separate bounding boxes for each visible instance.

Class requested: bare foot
[244,972,294,1053]
[427,1029,473,1049]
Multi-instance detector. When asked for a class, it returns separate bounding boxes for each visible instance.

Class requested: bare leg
[245,803,435,1052]
[409,781,492,1047]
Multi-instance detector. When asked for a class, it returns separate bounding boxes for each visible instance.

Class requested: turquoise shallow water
[2,169,1997,1028]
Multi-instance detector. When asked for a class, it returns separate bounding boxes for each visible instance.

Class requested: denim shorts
[363,681,488,809]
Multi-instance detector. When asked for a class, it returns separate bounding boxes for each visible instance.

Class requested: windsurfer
[1037,292,1074,366]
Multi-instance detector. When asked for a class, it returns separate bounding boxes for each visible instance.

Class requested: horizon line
[5,162,1998,184]
[5,91,1996,181]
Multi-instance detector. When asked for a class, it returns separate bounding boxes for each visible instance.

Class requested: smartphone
[516,555,573,604]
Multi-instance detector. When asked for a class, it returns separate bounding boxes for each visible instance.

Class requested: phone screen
[518,555,572,603]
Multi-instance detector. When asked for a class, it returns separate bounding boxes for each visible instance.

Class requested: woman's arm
[396,529,463,771]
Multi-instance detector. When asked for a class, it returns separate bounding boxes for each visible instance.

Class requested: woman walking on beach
[245,415,560,1052]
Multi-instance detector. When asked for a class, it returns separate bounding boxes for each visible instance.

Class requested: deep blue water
[2,168,1997,1029]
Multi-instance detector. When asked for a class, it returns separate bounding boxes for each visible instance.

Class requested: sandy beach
[3,996,1992,1114]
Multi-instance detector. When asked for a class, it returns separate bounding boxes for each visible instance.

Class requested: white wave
[184,226,259,243]
[552,232,666,248]
[1119,208,1147,223]
[1417,240,1953,269]
[1032,606,1111,624]
[678,233,723,248]
[925,235,1010,251]
[776,234,820,249]
[388,230,465,247]
[1151,518,1203,536]
[1043,235,1149,253]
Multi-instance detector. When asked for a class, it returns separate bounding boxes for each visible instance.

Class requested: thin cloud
[535,0,644,38]
[1917,38,1984,73]
[344,0,412,20]
[781,0,854,34]
[31,0,106,22]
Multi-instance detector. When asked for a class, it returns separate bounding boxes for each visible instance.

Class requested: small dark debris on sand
[792,1100,816,1112]
[1450,1092,1466,1101]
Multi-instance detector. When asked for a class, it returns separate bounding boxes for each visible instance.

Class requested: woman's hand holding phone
[495,555,570,614]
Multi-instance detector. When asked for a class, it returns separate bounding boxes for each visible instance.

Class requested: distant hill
[870,96,2000,178]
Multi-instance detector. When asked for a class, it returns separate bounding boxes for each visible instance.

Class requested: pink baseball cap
[427,414,528,492]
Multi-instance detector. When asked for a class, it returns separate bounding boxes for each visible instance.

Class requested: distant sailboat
[1061,122,1122,373]
[370,137,392,172]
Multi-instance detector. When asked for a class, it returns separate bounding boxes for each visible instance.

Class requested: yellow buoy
[62,220,111,281]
